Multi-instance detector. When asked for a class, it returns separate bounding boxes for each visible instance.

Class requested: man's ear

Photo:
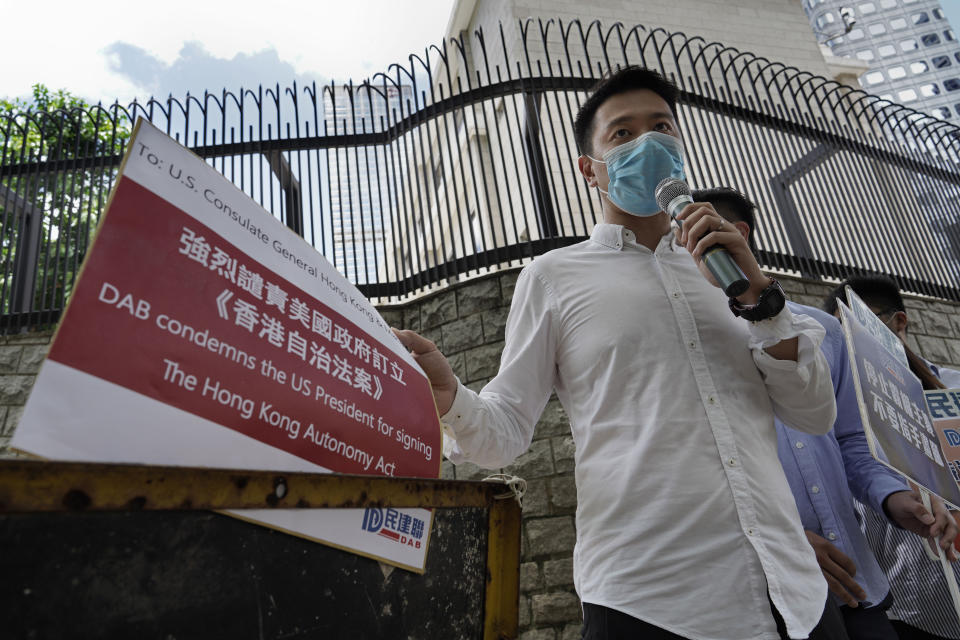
[890,310,909,335]
[578,155,598,187]
[733,221,751,244]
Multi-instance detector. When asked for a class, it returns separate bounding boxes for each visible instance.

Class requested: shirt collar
[590,223,678,252]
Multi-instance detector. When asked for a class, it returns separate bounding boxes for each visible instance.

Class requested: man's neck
[602,206,672,251]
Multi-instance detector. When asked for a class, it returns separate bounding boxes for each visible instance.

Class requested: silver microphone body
[655,178,750,298]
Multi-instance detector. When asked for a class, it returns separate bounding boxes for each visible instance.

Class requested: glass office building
[323,84,412,284]
[805,0,960,120]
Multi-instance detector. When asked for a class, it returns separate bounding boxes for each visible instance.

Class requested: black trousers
[890,620,953,640]
[839,604,898,640]
[581,599,849,640]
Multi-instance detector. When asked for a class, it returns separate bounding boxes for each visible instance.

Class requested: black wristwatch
[728,279,786,322]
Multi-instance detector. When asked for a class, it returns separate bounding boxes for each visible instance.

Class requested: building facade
[323,83,413,285]
[387,0,850,297]
[384,0,960,300]
[805,0,960,120]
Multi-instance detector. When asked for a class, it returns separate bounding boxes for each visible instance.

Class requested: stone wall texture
[4,269,960,639]
[0,331,50,457]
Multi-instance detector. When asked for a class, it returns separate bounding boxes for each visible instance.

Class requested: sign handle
[920,487,960,625]
[920,488,941,562]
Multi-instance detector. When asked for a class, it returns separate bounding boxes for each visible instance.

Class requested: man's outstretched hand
[393,328,459,416]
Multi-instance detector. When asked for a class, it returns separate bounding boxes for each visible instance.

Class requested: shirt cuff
[439,379,485,463]
[440,378,477,437]
[746,303,800,349]
[874,480,912,525]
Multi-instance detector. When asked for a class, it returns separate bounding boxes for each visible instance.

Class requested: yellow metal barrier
[0,460,521,640]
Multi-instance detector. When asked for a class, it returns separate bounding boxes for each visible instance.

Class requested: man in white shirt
[395,66,838,640]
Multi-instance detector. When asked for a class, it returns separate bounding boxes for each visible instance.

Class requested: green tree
[1,84,131,319]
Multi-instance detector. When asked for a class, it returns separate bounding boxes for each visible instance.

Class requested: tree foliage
[0,84,132,316]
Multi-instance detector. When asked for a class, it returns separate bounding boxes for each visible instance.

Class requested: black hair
[691,187,758,252]
[572,66,679,156]
[825,275,944,390]
[823,274,905,316]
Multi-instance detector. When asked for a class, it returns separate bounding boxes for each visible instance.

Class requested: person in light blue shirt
[776,302,904,629]
[826,275,960,640]
[701,187,958,640]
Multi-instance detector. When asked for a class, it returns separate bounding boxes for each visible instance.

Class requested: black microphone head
[654,178,691,216]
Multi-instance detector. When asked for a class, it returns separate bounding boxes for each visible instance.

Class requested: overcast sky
[4,1,960,107]
[2,0,456,105]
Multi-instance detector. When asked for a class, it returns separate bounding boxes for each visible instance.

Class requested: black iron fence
[3,18,960,332]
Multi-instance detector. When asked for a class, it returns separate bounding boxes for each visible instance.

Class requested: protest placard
[844,285,908,368]
[839,293,960,509]
[11,119,442,571]
[926,388,960,492]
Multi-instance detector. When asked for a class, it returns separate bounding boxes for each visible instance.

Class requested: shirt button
[688,341,696,349]
[795,441,804,449]
[747,528,755,536]
[827,532,837,541]
[811,485,820,494]
[708,396,716,404]
[728,458,736,466]
[672,292,680,298]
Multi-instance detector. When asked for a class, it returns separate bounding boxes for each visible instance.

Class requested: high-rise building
[804,0,960,120]
[323,84,412,285]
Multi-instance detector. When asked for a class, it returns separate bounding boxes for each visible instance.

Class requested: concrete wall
[458,0,832,80]
[0,332,49,451]
[5,269,960,638]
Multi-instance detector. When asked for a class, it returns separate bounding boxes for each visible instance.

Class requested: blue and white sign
[840,296,960,509]
[846,285,908,368]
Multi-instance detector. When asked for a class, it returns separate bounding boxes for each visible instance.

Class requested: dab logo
[944,429,960,448]
[361,507,425,549]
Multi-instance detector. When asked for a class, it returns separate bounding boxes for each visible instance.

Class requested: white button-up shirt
[442,224,836,640]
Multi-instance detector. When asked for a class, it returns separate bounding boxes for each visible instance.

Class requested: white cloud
[3,0,454,104]
[104,41,320,100]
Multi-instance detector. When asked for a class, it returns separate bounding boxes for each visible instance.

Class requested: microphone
[655,178,750,298]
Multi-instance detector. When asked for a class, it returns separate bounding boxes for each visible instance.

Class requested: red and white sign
[12,120,442,571]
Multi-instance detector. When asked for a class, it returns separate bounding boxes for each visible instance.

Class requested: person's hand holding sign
[392,329,458,416]
[884,488,959,562]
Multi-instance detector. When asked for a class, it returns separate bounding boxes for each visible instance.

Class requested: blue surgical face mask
[589,131,686,216]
